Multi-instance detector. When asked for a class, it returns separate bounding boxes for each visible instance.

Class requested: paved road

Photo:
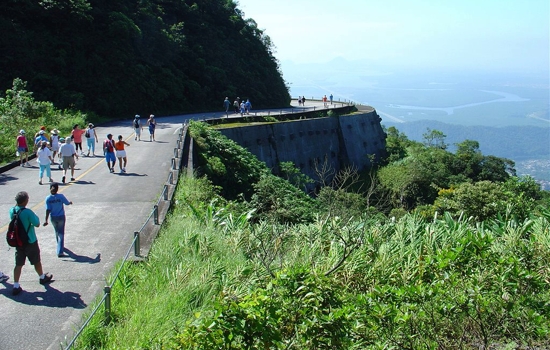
[0,100,346,349]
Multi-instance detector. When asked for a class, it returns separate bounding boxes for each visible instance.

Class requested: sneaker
[120,169,124,173]
[38,180,42,185]
[62,176,65,184]
[86,152,90,157]
[0,273,9,282]
[39,273,53,285]
[110,168,114,173]
[12,286,22,295]
[70,178,75,181]
[122,168,126,173]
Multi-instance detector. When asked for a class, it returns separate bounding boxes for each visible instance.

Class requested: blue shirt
[45,194,70,217]
[9,206,39,243]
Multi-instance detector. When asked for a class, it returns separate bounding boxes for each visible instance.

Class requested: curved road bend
[0,100,335,349]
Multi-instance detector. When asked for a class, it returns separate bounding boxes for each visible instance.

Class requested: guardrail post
[174,148,178,158]
[163,184,169,200]
[134,231,140,256]
[154,204,159,225]
[104,286,111,324]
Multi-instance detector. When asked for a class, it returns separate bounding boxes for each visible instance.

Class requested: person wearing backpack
[103,134,116,173]
[9,191,53,296]
[133,115,142,141]
[85,123,98,157]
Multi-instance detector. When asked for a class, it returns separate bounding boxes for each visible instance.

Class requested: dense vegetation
[0,0,290,119]
[0,79,89,163]
[74,121,549,349]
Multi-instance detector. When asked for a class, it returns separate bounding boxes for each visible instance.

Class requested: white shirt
[59,142,76,157]
[36,147,52,165]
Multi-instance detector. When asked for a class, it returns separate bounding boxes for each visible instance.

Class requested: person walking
[85,123,98,157]
[50,129,61,166]
[133,115,142,141]
[115,135,130,173]
[323,95,328,108]
[10,191,53,295]
[244,99,252,115]
[34,130,48,153]
[329,93,333,105]
[36,141,54,185]
[43,183,72,257]
[147,114,156,141]
[58,136,78,183]
[71,124,86,156]
[233,98,239,114]
[16,129,29,167]
[103,133,116,173]
[223,97,230,117]
[239,101,245,116]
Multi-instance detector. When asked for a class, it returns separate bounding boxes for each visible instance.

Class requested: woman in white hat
[85,123,98,157]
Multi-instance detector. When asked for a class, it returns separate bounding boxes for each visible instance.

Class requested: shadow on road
[0,173,18,185]
[64,249,101,264]
[0,282,87,308]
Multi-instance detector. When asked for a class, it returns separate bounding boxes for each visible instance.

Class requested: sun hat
[51,129,59,135]
[135,114,140,119]
[88,123,94,127]
[19,130,25,134]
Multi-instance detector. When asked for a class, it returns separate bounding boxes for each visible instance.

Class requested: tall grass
[74,176,550,349]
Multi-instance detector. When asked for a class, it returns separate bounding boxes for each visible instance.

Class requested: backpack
[6,208,29,247]
[85,129,90,138]
[103,139,114,153]
[134,119,139,129]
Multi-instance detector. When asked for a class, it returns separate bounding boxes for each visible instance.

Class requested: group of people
[15,114,158,184]
[1,186,71,295]
[2,114,159,296]
[226,97,252,116]
[133,114,156,142]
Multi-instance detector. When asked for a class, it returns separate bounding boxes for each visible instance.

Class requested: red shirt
[71,129,86,143]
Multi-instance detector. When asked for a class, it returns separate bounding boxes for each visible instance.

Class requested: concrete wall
[219,110,386,183]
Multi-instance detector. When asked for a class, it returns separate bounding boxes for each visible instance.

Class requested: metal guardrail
[64,122,189,350]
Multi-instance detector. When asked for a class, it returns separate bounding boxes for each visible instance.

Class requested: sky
[237,0,550,73]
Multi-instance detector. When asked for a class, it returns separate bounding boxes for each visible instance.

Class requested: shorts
[116,150,127,158]
[105,152,116,162]
[62,156,75,170]
[17,147,27,153]
[15,241,41,266]
[135,128,141,136]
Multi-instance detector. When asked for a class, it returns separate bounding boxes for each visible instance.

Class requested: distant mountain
[0,0,290,118]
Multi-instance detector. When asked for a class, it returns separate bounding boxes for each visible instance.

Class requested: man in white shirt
[58,137,78,183]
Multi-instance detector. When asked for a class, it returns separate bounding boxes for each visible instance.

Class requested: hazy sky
[238,0,549,73]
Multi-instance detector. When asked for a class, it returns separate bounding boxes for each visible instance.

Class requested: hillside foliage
[0,0,290,118]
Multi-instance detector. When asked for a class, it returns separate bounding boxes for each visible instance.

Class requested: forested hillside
[0,0,290,118]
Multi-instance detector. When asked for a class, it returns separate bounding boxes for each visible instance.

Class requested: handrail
[64,122,189,349]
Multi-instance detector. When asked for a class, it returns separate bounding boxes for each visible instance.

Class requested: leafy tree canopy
[0,0,290,118]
